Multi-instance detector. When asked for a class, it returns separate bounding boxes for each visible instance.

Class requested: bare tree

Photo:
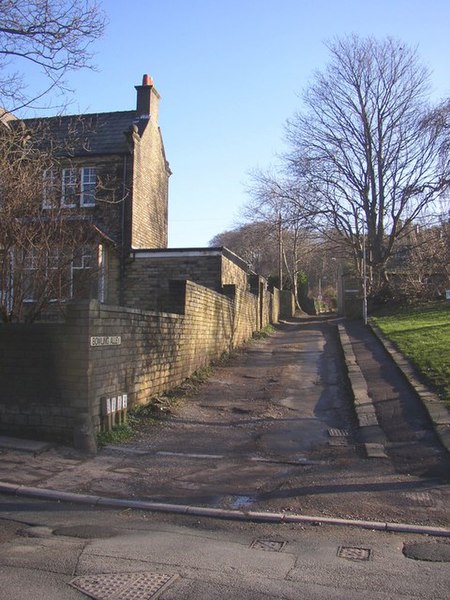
[210,221,279,277]
[210,215,337,313]
[0,118,102,322]
[383,219,450,302]
[252,36,450,299]
[0,0,105,111]
[244,172,332,308]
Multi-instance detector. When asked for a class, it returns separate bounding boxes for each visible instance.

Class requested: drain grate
[337,546,372,561]
[328,429,350,446]
[69,572,178,600]
[250,539,287,552]
[328,428,349,437]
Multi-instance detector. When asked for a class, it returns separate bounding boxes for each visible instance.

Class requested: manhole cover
[250,539,287,552]
[69,572,178,600]
[337,546,372,561]
[403,542,450,562]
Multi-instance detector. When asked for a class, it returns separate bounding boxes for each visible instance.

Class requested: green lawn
[371,301,450,406]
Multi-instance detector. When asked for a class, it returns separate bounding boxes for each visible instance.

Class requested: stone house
[1,75,171,319]
[1,74,277,319]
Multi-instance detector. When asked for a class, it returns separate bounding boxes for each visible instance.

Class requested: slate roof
[21,110,138,156]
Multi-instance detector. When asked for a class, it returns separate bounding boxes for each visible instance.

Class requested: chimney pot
[142,74,153,86]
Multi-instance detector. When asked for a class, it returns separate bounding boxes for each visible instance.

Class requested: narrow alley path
[0,316,449,527]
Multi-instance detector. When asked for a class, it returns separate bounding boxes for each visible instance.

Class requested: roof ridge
[22,110,136,122]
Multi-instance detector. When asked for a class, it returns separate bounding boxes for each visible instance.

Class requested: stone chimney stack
[135,74,160,122]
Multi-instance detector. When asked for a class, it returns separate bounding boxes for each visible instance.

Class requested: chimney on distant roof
[135,73,160,122]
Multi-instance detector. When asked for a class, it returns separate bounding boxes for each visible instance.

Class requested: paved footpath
[0,316,449,532]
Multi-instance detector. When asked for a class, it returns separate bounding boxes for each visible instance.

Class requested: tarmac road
[0,315,449,527]
[0,497,449,600]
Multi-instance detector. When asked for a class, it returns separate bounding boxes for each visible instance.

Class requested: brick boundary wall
[0,279,284,450]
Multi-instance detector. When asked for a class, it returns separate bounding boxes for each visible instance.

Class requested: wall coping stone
[129,246,251,272]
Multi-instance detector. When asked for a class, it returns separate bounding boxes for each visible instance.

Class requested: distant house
[0,75,171,319]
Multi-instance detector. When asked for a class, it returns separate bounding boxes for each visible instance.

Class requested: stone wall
[131,93,170,249]
[122,248,252,313]
[87,280,261,430]
[0,278,278,448]
[123,252,222,311]
[270,287,280,324]
[221,253,250,289]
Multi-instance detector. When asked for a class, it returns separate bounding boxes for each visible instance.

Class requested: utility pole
[362,226,368,325]
[278,212,283,290]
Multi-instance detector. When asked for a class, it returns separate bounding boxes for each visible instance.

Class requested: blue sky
[23,0,450,247]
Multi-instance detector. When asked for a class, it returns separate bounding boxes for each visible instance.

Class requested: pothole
[0,520,21,544]
[403,541,450,562]
[232,407,252,414]
[53,525,120,539]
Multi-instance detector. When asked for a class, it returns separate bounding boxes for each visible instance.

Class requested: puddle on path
[215,495,255,509]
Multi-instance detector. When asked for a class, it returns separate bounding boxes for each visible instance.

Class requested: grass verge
[371,301,450,406]
[252,324,275,339]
